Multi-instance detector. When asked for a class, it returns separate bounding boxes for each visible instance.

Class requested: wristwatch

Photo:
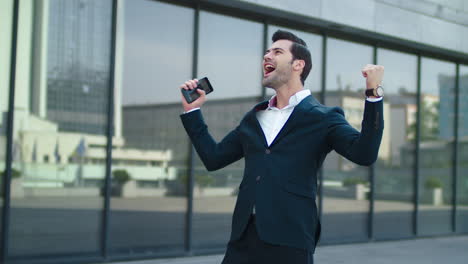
[365,85,384,98]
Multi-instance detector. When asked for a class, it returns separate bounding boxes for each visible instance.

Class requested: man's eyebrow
[265,47,285,53]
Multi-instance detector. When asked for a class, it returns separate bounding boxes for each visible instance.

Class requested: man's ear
[293,60,305,72]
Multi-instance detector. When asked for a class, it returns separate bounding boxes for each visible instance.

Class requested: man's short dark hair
[272,30,312,85]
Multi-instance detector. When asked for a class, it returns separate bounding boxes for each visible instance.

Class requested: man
[179,30,384,264]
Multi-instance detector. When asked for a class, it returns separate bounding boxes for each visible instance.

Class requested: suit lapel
[269,95,319,147]
[244,95,321,148]
[245,100,269,147]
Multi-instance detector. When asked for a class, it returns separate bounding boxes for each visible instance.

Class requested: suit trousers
[221,215,314,264]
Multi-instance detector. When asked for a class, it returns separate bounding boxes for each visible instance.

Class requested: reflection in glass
[374,48,417,239]
[193,12,263,250]
[109,0,193,256]
[0,0,15,244]
[322,38,373,243]
[7,0,111,259]
[418,57,456,235]
[122,1,193,105]
[266,26,322,98]
[457,65,468,233]
[198,11,263,100]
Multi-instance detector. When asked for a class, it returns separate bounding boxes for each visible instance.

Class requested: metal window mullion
[414,55,422,236]
[1,0,20,262]
[261,22,267,100]
[452,63,460,233]
[185,3,200,255]
[368,45,378,241]
[317,33,327,224]
[101,0,119,260]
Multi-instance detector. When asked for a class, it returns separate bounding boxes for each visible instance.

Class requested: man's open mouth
[264,63,276,76]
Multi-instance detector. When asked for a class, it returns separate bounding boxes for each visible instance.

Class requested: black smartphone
[181,77,214,104]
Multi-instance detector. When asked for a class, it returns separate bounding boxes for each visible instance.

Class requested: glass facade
[109,0,193,257]
[7,0,111,260]
[0,0,467,263]
[374,48,417,240]
[321,38,373,243]
[0,0,15,250]
[46,0,112,135]
[418,58,456,236]
[458,65,468,233]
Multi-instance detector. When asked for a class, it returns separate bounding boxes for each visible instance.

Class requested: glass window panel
[322,38,373,243]
[198,11,263,100]
[110,0,193,257]
[457,65,468,233]
[8,0,111,259]
[418,57,456,235]
[192,12,263,250]
[121,2,193,105]
[0,0,15,246]
[266,26,322,99]
[239,0,321,18]
[374,48,417,240]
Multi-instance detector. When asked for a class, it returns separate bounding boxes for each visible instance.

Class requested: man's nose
[263,51,272,60]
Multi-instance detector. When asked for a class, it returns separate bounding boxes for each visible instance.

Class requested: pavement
[104,235,468,264]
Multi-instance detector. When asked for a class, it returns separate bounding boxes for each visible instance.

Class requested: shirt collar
[268,89,311,109]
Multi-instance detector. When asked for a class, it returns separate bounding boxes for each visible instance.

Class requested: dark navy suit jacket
[180,95,384,253]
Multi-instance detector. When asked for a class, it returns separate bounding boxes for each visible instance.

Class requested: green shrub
[425,177,442,189]
[1,168,22,179]
[178,174,214,187]
[112,169,131,185]
[343,177,367,187]
[196,174,214,188]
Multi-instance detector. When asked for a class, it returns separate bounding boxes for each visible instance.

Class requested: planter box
[11,178,24,198]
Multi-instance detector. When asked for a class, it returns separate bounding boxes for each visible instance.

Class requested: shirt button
[265,149,271,154]
[256,176,261,181]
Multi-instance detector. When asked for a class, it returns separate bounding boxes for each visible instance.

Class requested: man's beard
[262,68,292,89]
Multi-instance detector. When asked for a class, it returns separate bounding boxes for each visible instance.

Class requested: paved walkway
[104,235,468,264]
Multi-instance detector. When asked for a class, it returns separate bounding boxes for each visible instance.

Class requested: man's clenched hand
[180,79,206,112]
[361,64,384,90]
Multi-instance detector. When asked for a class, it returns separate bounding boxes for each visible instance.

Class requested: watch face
[376,86,384,97]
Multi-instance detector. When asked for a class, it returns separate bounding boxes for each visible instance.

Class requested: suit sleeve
[180,110,244,171]
[325,100,384,166]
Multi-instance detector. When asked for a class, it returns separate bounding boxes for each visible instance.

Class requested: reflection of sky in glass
[377,48,417,94]
[461,65,468,76]
[266,26,322,96]
[421,57,456,141]
[421,58,456,96]
[122,0,193,105]
[458,65,468,138]
[198,11,263,99]
[326,38,372,92]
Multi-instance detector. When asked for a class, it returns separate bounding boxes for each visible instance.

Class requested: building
[1,0,468,263]
[45,0,112,135]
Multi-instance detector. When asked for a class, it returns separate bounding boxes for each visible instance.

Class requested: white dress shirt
[256,90,311,146]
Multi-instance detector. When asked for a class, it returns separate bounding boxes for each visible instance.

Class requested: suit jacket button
[265,149,271,154]
[256,176,261,181]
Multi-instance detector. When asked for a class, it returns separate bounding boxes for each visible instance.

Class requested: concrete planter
[11,177,24,198]
[111,180,137,198]
[421,187,443,206]
[431,188,443,206]
[351,184,369,200]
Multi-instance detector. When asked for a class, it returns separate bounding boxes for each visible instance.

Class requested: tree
[112,169,131,185]
[1,168,22,179]
[407,100,439,141]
